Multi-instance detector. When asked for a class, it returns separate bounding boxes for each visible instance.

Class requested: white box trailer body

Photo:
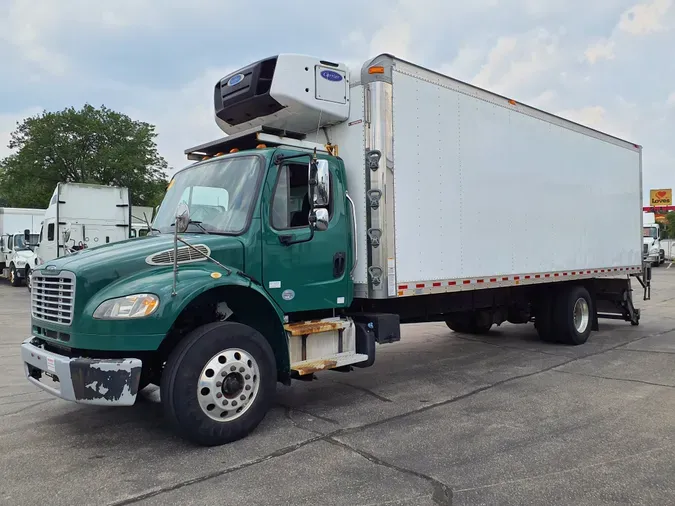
[331,55,643,298]
[36,183,131,264]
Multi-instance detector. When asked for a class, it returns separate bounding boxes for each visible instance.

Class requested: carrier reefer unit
[20,53,646,447]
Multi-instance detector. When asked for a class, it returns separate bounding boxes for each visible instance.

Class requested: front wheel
[25,267,32,292]
[161,321,277,446]
[9,265,21,287]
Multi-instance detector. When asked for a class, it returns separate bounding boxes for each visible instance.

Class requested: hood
[39,233,245,294]
[643,237,656,245]
[13,249,36,260]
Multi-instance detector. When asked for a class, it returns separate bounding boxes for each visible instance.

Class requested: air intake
[146,244,211,266]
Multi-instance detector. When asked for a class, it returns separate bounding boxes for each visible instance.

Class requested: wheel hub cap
[197,348,260,422]
[573,298,590,333]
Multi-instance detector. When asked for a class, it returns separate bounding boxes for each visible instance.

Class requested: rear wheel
[552,285,593,345]
[161,321,276,446]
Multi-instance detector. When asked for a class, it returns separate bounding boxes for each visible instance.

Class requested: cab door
[261,156,353,313]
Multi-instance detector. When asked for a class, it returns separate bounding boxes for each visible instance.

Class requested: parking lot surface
[2,270,675,505]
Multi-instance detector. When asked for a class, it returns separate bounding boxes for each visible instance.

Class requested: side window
[39,226,43,242]
[271,164,312,229]
[130,229,137,238]
[7,235,13,250]
[47,223,55,241]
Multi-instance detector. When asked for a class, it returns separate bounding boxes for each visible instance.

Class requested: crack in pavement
[453,442,675,494]
[107,436,325,506]
[105,325,675,505]
[332,381,393,403]
[554,369,675,389]
[451,334,566,358]
[614,348,675,356]
[0,399,56,416]
[325,437,453,505]
[280,404,339,427]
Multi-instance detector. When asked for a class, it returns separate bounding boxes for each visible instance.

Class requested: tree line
[0,105,169,209]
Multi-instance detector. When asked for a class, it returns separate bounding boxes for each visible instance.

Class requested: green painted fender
[82,264,289,372]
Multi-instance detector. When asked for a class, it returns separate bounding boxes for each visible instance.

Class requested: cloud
[584,39,616,63]
[2,0,675,204]
[618,0,673,35]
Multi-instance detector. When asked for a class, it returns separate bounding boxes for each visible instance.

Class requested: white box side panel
[391,69,641,283]
[328,85,368,285]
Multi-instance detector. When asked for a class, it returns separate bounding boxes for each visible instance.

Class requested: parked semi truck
[0,207,43,286]
[642,212,664,266]
[20,54,647,446]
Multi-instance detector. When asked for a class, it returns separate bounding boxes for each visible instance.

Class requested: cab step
[285,316,369,375]
[291,352,370,376]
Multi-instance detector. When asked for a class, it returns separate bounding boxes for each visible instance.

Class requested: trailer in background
[35,183,131,265]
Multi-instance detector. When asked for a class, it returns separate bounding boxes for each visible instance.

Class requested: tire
[552,285,593,345]
[9,265,21,287]
[25,267,32,292]
[161,321,276,446]
[535,290,559,343]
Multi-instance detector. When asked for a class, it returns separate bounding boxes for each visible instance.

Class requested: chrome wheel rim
[197,348,260,422]
[573,298,590,333]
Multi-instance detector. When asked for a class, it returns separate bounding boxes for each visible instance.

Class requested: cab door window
[270,163,332,229]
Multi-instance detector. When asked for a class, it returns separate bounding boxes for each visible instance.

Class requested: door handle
[333,252,346,278]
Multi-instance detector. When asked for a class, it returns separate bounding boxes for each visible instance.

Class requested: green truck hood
[40,233,245,293]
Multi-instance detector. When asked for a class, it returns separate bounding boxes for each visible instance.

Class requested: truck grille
[31,271,76,326]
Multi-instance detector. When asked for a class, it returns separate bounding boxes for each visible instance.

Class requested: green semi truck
[20,53,647,446]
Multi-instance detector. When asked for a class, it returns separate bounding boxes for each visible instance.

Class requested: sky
[0,0,674,205]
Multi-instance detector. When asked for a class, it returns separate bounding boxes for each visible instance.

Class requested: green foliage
[664,212,675,239]
[0,104,169,209]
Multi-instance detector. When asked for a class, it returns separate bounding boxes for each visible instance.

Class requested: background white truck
[0,207,44,286]
[643,212,664,266]
[35,182,131,266]
[131,205,154,238]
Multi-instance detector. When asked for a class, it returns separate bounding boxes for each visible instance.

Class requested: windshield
[643,226,658,239]
[153,155,263,235]
[14,234,39,250]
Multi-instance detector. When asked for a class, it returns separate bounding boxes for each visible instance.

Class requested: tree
[0,104,169,209]
[664,212,675,239]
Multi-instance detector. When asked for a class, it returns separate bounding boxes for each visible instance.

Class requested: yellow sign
[650,189,672,206]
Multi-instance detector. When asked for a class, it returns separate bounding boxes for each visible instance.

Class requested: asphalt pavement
[2,269,675,505]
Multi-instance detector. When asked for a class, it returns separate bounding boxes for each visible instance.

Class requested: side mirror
[62,229,71,243]
[308,159,330,207]
[175,202,190,233]
[310,208,329,231]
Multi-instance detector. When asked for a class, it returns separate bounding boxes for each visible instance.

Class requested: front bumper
[20,337,143,406]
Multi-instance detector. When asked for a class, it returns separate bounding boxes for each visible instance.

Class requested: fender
[82,264,289,370]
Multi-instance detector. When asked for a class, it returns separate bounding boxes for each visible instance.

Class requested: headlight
[15,260,26,267]
[650,246,659,254]
[93,294,159,319]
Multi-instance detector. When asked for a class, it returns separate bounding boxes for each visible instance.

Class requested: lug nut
[216,392,222,398]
